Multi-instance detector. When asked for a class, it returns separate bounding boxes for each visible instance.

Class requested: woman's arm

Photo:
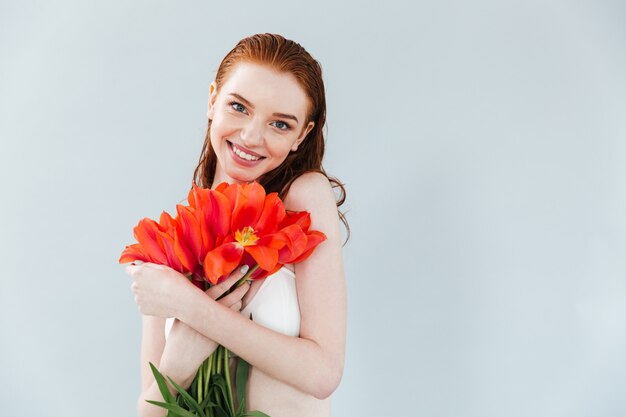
[178,173,347,399]
[136,314,172,417]
[139,315,166,394]
[137,320,219,417]
[135,272,250,417]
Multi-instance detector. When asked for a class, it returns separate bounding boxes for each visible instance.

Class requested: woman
[127,33,348,417]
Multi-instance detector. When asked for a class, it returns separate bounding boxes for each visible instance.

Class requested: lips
[227,141,265,164]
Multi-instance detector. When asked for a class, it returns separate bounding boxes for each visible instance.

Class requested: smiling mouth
[228,141,265,162]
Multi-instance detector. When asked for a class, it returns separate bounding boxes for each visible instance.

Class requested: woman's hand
[127,262,251,318]
[127,262,199,318]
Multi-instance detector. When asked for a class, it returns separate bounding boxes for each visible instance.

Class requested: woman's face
[207,62,314,185]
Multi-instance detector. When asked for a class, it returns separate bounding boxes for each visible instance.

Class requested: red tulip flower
[119,181,326,287]
[202,182,290,284]
[247,211,327,279]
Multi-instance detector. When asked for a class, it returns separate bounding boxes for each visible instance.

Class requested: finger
[126,262,149,276]
[142,262,166,271]
[230,301,242,311]
[125,264,137,276]
[217,283,249,307]
[231,282,250,299]
[205,265,250,299]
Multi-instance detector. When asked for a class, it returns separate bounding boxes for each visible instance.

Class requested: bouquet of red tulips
[119,181,326,417]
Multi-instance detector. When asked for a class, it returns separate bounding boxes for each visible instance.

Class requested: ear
[291,121,315,152]
[207,81,218,120]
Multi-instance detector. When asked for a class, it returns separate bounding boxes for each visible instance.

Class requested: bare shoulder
[283,172,342,243]
[283,172,336,213]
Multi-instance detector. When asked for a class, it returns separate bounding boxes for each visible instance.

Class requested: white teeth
[232,144,260,161]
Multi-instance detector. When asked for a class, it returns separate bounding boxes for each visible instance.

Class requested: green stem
[204,352,215,397]
[196,265,258,415]
[211,349,220,410]
[219,348,228,411]
[235,264,260,288]
[216,346,222,375]
[223,347,235,415]
[205,358,214,417]
[215,264,259,303]
[198,359,204,404]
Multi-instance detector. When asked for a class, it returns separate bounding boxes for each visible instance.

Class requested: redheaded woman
[127,33,348,417]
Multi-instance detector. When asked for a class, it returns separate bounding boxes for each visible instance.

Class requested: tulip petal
[207,190,232,238]
[254,257,285,279]
[204,242,243,284]
[221,183,239,212]
[188,182,209,210]
[134,218,169,265]
[177,204,204,264]
[159,211,177,231]
[191,278,207,291]
[277,225,308,264]
[156,230,184,272]
[280,211,311,231]
[173,227,195,273]
[187,184,197,208]
[245,244,279,272]
[214,182,230,194]
[232,182,265,232]
[290,231,327,264]
[255,192,286,235]
[119,244,150,264]
[257,233,288,251]
[198,207,215,256]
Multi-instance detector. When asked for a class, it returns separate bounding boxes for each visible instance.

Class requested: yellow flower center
[235,226,259,247]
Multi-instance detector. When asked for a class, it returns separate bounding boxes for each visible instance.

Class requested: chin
[223,167,263,184]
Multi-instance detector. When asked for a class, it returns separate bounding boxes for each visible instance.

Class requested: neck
[212,167,249,189]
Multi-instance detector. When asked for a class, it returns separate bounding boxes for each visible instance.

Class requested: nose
[241,118,264,147]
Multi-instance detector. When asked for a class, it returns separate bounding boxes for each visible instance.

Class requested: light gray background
[1,1,625,416]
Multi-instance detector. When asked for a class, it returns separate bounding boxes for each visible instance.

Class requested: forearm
[138,328,219,416]
[178,290,343,399]
[137,372,194,417]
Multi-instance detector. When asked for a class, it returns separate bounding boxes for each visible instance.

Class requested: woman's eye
[230,102,247,113]
[272,121,290,130]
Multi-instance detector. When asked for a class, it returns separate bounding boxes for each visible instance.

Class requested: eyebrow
[228,92,299,124]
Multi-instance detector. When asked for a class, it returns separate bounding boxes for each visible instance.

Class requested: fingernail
[240,265,249,275]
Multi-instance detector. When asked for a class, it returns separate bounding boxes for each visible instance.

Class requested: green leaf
[235,358,250,411]
[199,395,219,409]
[206,372,235,416]
[210,374,231,409]
[145,400,200,417]
[190,370,198,398]
[210,374,228,391]
[222,347,235,415]
[167,376,207,417]
[235,400,245,417]
[149,362,174,403]
[213,406,231,417]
